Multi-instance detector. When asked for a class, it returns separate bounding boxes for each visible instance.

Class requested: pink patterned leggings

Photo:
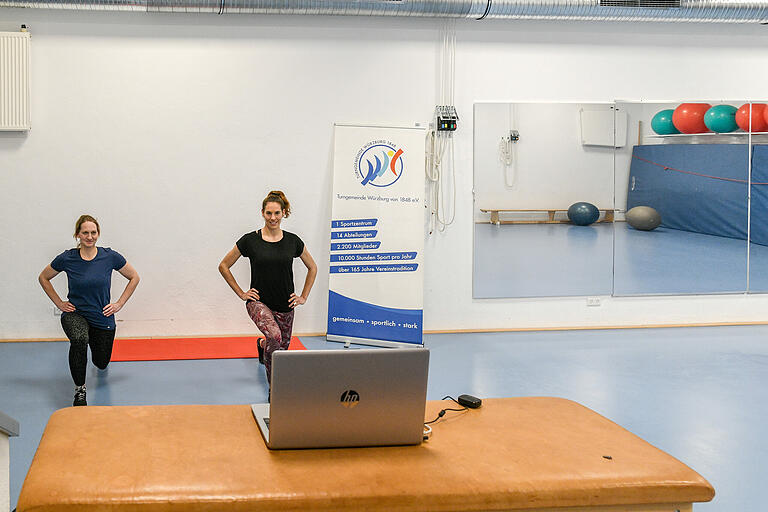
[246,300,295,386]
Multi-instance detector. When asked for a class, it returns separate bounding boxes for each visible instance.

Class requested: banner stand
[327,124,427,348]
[326,334,423,349]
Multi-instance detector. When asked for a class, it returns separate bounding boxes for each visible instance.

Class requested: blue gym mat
[627,144,753,242]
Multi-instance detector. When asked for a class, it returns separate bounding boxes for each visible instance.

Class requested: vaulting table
[17,397,714,511]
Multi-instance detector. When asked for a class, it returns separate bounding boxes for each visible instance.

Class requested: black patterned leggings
[245,300,294,386]
[61,313,116,387]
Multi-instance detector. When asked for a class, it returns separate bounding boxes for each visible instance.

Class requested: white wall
[3,11,768,338]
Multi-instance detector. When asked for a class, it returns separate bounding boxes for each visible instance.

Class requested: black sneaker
[73,385,87,406]
[257,338,265,365]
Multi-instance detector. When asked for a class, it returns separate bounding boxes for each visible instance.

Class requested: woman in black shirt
[219,191,317,394]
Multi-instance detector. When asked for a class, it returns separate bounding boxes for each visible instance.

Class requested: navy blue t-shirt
[51,247,127,330]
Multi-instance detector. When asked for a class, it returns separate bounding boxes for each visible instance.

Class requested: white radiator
[0,31,31,131]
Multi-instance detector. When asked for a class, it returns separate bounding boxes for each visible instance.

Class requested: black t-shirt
[236,230,305,312]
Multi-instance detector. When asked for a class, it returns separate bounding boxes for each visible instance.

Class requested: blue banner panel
[327,291,422,345]
[331,219,378,228]
[330,252,417,262]
[330,241,381,251]
[330,264,418,274]
[331,230,378,239]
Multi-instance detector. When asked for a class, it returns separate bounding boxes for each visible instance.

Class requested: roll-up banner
[327,124,426,347]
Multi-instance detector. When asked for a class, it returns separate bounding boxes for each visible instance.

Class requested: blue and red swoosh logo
[358,145,404,187]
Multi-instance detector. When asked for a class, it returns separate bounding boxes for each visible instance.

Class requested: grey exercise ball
[626,206,661,231]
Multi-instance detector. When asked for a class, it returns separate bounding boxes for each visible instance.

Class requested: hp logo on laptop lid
[340,390,360,408]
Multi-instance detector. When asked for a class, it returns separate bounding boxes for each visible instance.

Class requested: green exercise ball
[704,105,738,133]
[651,109,680,135]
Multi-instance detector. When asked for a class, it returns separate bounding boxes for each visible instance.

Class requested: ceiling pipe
[2,0,768,23]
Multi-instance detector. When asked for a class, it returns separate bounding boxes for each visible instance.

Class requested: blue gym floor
[475,222,768,297]
[2,327,767,511]
[614,223,748,295]
[473,222,614,298]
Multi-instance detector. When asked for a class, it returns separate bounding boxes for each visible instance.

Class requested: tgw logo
[340,390,360,408]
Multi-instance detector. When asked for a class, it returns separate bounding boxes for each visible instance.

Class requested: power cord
[425,395,468,425]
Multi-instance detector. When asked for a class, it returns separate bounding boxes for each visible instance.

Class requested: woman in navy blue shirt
[39,215,140,406]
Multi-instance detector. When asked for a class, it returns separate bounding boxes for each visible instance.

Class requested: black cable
[425,395,468,424]
[476,0,492,20]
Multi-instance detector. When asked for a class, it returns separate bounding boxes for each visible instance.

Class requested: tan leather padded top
[17,397,714,511]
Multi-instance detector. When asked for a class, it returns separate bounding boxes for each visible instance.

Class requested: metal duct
[488,0,768,22]
[2,0,768,23]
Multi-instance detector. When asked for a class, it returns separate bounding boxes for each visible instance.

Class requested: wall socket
[52,306,62,316]
[586,297,601,307]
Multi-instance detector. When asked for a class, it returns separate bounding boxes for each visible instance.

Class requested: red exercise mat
[111,336,305,362]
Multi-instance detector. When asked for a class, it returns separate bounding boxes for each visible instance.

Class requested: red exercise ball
[736,103,768,132]
[672,103,712,134]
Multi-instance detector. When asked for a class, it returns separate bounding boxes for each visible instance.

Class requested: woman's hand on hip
[103,302,122,317]
[240,288,260,302]
[58,301,76,313]
[289,293,306,308]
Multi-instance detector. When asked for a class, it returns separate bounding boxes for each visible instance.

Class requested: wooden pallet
[480,208,615,225]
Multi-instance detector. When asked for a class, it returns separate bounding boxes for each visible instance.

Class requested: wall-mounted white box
[580,108,626,147]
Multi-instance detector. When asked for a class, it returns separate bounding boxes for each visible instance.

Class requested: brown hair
[262,190,291,217]
[74,214,100,238]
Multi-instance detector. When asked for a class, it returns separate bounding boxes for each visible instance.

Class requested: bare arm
[103,263,140,317]
[38,265,75,312]
[289,247,318,308]
[218,245,259,301]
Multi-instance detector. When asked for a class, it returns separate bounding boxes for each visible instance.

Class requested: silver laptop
[251,348,429,449]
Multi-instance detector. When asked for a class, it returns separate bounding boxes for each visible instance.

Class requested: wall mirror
[474,100,763,298]
[613,100,750,296]
[745,101,768,293]
[473,102,616,298]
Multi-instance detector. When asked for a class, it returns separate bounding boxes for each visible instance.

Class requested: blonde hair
[74,215,100,237]
[262,190,291,217]
[74,215,100,247]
